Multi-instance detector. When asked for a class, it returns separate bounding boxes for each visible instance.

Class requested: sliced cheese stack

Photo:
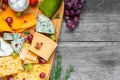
[19,43,38,64]
[29,32,57,61]
[0,56,24,77]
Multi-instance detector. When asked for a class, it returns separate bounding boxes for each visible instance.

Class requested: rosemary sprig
[50,55,62,80]
[23,31,30,35]
[54,13,60,19]
[63,66,74,80]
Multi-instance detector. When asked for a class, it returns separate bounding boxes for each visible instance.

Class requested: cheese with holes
[0,8,36,31]
[0,38,13,56]
[3,33,21,40]
[29,32,57,61]
[36,14,55,34]
[14,64,50,80]
[11,37,25,53]
[19,43,38,61]
[0,16,13,32]
[0,56,24,77]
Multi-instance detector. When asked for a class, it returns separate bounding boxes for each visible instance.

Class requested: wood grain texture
[53,0,120,80]
[56,42,120,80]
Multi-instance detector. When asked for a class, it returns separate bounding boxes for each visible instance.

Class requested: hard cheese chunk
[3,33,21,40]
[0,38,13,56]
[0,8,36,31]
[11,37,25,53]
[14,64,50,80]
[19,43,38,62]
[0,16,13,32]
[0,56,24,77]
[36,14,55,34]
[29,32,57,61]
[23,58,38,64]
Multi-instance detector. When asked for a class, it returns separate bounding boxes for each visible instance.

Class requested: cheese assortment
[0,0,63,79]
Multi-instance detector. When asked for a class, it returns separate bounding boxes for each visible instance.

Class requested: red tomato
[29,0,38,7]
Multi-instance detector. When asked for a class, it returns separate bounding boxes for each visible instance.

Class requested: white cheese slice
[36,14,55,34]
[11,37,25,53]
[0,38,13,56]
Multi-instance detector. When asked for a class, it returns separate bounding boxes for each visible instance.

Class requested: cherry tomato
[29,0,38,7]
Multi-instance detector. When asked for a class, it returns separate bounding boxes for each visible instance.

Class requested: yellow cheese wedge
[19,43,38,61]
[14,64,50,80]
[0,16,13,32]
[29,32,57,61]
[0,8,36,31]
[0,56,24,77]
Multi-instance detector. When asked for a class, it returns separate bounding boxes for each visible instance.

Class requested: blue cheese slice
[11,37,25,53]
[0,38,13,56]
[3,33,21,40]
[36,14,55,34]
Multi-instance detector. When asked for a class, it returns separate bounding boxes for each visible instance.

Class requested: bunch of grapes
[64,0,86,30]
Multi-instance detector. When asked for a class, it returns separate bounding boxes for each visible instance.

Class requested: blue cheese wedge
[0,38,13,56]
[11,37,25,53]
[36,14,55,34]
[3,33,21,40]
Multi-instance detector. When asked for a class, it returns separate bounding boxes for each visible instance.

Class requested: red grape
[7,75,13,80]
[76,9,81,15]
[39,57,46,64]
[65,2,72,9]
[64,0,86,30]
[64,10,70,16]
[70,10,75,16]
[6,17,13,24]
[27,34,33,44]
[39,72,46,79]
[64,16,70,21]
[2,0,8,4]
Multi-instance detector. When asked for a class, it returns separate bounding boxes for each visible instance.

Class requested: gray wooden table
[54,0,120,80]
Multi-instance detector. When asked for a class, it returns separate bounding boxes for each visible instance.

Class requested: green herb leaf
[50,55,62,80]
[63,65,74,80]
[54,13,60,19]
[23,31,30,35]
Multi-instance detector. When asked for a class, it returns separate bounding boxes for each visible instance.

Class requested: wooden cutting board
[0,0,64,80]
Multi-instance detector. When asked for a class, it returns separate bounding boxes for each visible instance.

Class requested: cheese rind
[29,32,57,61]
[0,56,24,77]
[36,14,55,34]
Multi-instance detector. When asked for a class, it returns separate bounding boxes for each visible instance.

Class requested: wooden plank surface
[53,0,120,80]
[56,42,120,80]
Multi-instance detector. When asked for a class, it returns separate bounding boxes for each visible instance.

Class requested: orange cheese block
[0,8,36,31]
[0,16,13,32]
[29,32,57,61]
